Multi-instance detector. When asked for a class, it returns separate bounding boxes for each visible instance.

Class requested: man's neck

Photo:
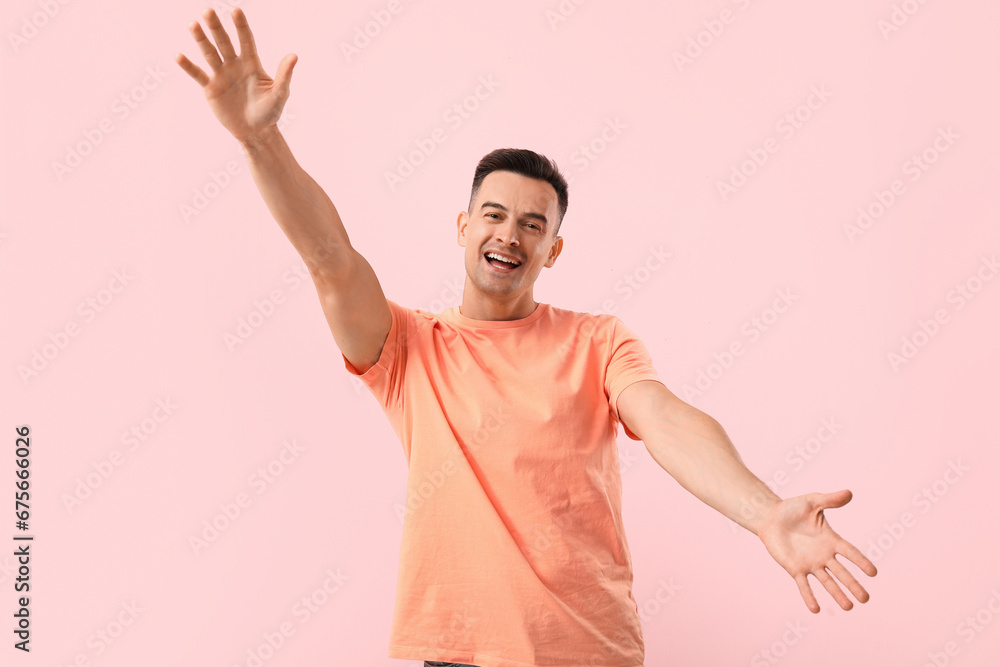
[459,291,538,321]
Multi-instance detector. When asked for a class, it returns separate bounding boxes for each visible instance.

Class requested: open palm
[175,7,297,143]
[756,489,877,613]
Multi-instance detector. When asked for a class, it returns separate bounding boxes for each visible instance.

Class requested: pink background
[4,0,1000,665]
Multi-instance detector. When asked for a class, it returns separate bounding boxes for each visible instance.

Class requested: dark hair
[468,148,569,236]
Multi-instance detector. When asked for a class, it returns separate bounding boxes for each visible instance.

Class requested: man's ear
[456,210,468,247]
[544,235,564,268]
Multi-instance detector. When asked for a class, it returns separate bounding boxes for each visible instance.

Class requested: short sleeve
[341,299,414,410]
[605,317,665,440]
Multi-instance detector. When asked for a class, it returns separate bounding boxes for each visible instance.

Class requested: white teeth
[486,252,519,266]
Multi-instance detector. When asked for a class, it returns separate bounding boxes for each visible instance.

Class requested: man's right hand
[175,7,297,144]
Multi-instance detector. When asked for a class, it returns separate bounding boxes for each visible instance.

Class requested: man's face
[457,170,564,302]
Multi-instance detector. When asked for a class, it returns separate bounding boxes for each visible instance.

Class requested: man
[176,8,877,667]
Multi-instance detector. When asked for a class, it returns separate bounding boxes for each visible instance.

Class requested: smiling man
[177,7,877,667]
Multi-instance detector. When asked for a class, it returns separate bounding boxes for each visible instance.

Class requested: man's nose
[495,220,520,245]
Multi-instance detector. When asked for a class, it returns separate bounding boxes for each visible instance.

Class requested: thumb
[275,53,298,94]
[813,488,852,511]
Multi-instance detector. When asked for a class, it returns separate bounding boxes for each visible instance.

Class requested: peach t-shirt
[342,298,665,667]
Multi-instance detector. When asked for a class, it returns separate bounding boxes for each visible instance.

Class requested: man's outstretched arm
[616,379,877,613]
[175,7,391,373]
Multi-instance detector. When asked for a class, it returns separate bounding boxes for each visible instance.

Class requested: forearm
[644,408,780,535]
[240,126,352,279]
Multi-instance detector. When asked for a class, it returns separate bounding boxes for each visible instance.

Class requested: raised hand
[174,8,297,143]
[755,489,877,613]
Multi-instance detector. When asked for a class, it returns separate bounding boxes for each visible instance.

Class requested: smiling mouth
[484,252,522,272]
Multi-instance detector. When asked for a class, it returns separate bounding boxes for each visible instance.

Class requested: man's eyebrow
[480,201,548,226]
